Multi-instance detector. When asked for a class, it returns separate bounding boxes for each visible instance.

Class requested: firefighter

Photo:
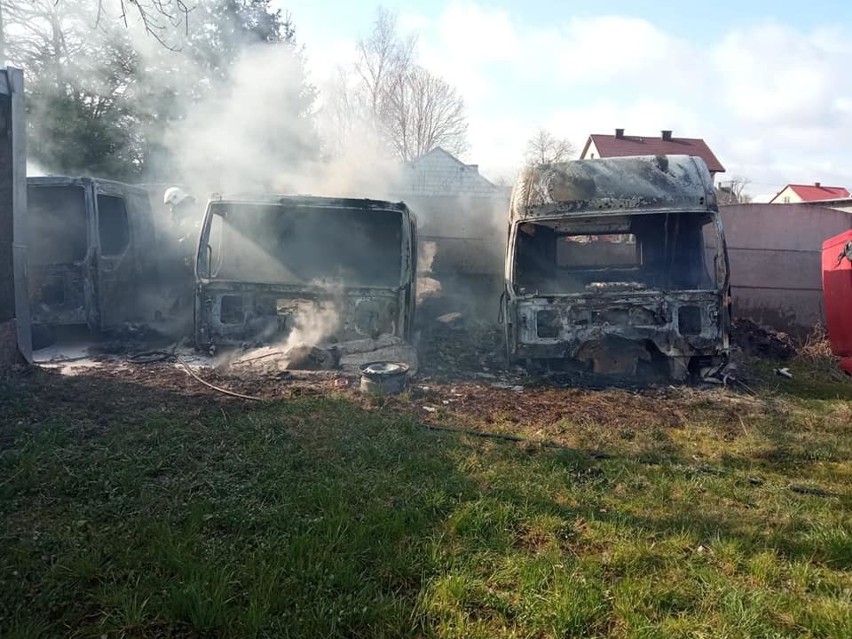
[164,186,196,233]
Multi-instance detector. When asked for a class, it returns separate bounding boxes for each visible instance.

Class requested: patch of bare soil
[400,381,764,433]
[11,354,758,421]
[731,318,796,361]
[8,305,772,456]
[3,349,772,469]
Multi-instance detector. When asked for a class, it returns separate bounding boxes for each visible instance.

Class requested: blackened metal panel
[9,68,30,361]
[27,183,90,326]
[510,155,716,222]
[93,181,142,329]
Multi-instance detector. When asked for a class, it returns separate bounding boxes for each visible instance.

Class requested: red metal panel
[821,230,852,359]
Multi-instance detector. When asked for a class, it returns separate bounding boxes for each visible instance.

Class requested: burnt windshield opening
[199,202,404,288]
[97,195,130,256]
[513,212,722,295]
[28,185,87,265]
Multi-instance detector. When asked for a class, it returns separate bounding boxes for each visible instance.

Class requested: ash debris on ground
[731,318,796,361]
[414,294,508,379]
[224,334,419,377]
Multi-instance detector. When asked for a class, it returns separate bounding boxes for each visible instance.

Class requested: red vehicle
[821,230,852,375]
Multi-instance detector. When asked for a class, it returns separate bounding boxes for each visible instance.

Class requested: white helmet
[163,186,193,208]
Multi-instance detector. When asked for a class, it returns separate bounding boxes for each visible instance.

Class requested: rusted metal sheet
[194,196,418,359]
[503,155,730,380]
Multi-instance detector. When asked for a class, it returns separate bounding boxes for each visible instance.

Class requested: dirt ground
[6,345,767,456]
[9,311,831,453]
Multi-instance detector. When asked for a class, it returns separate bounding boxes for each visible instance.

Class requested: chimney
[661,130,673,141]
[615,128,625,139]
[815,182,821,187]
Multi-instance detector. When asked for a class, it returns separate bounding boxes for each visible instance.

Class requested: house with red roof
[580,129,726,180]
[768,183,850,204]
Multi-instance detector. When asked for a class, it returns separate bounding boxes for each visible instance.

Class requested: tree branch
[96,0,195,50]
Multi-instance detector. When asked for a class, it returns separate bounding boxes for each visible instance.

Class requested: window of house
[97,195,130,256]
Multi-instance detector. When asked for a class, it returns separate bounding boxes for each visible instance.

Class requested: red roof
[777,184,850,202]
[581,132,725,173]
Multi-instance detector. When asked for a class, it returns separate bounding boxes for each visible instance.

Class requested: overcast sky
[286,0,852,201]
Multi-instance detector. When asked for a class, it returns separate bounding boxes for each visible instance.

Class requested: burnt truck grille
[678,305,702,335]
[536,310,561,338]
[199,290,404,347]
[219,295,245,324]
[354,299,396,337]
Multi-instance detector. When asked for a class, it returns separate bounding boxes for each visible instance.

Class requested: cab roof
[510,155,717,222]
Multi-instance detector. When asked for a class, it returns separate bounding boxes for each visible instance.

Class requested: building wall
[804,200,852,214]
[721,203,852,333]
[409,194,507,266]
[768,186,802,204]
[391,191,510,318]
[393,149,509,278]
[582,141,601,160]
[395,149,502,198]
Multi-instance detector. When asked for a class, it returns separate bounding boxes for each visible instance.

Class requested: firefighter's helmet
[163,186,193,208]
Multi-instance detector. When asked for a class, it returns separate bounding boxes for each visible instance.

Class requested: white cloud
[412,9,700,102]
[411,2,519,104]
[526,16,697,87]
[713,23,852,126]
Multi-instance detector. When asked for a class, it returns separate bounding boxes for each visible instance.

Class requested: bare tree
[524,128,576,165]
[716,176,752,205]
[3,1,106,78]
[0,0,195,62]
[354,7,413,118]
[330,6,468,162]
[100,0,195,49]
[383,65,468,160]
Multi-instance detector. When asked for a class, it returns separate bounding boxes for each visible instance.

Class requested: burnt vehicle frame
[193,194,418,350]
[502,155,731,380]
[26,176,168,340]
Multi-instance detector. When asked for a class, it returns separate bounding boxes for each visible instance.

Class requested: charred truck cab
[27,177,161,341]
[194,195,417,349]
[504,155,730,380]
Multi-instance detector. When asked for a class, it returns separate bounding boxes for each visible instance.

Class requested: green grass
[1,364,851,638]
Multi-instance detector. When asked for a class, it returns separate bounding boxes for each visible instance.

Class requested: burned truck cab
[27,177,160,340]
[503,155,730,380]
[194,195,418,350]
